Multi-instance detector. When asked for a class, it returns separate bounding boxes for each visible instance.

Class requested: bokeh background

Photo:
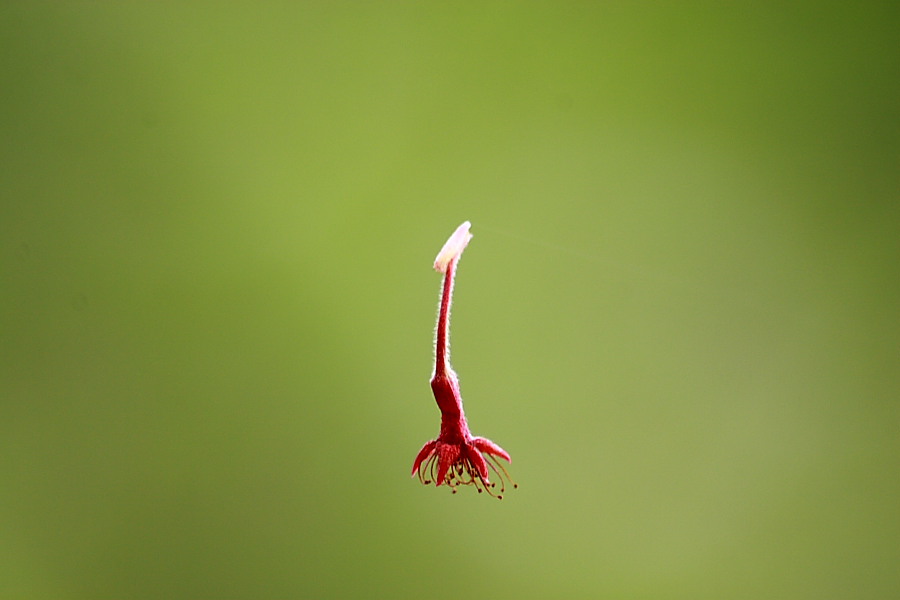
[2,3,898,599]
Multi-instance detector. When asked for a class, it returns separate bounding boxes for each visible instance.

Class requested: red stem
[434,258,455,378]
[431,257,468,436]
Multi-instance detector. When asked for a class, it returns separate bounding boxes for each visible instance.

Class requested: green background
[2,3,898,599]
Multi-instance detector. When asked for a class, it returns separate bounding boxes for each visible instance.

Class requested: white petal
[433,221,473,272]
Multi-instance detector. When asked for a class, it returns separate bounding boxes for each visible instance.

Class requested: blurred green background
[2,3,898,599]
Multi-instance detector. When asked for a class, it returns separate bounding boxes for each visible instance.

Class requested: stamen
[416,441,514,500]
[484,453,517,496]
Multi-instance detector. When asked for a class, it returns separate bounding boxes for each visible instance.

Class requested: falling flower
[412,221,515,499]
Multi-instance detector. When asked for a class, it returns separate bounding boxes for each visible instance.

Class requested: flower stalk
[412,221,515,498]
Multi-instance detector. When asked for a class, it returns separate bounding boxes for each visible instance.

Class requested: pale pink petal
[434,221,473,273]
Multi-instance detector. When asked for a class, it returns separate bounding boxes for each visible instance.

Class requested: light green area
[2,3,897,599]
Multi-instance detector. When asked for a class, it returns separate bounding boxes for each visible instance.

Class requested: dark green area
[2,3,898,598]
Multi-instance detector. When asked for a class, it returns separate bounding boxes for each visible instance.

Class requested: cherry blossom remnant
[411,221,515,499]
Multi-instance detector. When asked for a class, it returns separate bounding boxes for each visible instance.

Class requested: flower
[411,222,515,499]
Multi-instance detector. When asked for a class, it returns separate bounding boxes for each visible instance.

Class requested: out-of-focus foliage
[2,3,897,599]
